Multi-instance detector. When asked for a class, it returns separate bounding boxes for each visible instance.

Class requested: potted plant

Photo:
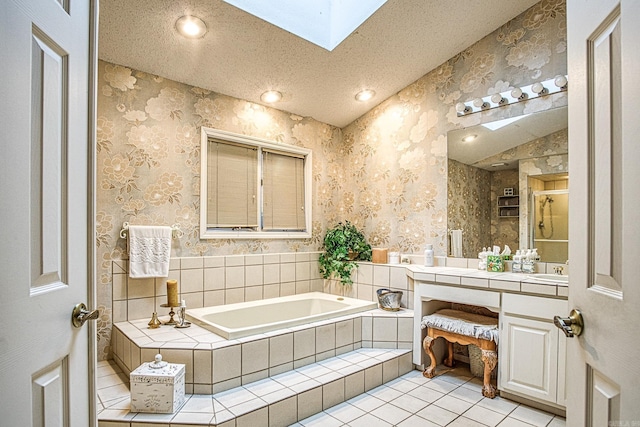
[318,221,372,285]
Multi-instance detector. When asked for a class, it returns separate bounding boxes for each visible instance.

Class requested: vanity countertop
[405,265,568,298]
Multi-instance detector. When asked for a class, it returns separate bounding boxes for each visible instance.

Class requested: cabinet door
[499,314,559,404]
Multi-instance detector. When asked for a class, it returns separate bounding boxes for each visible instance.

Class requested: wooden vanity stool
[421,309,499,398]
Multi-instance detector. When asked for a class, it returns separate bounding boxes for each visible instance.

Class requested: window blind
[262,150,305,230]
[207,139,258,228]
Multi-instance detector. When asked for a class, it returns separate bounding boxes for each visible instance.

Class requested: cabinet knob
[553,309,583,337]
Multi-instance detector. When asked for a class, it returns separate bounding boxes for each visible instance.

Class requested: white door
[0,0,96,425]
[566,0,640,424]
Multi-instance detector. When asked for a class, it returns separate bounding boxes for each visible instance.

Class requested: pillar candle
[166,280,179,307]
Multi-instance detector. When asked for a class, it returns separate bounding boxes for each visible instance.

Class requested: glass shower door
[530,190,569,263]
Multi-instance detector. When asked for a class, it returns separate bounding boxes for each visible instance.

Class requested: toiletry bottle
[424,244,434,267]
[513,250,522,273]
[523,249,534,274]
[478,247,486,270]
[532,248,540,262]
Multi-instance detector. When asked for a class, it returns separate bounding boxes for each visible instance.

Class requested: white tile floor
[291,367,565,427]
[98,357,565,427]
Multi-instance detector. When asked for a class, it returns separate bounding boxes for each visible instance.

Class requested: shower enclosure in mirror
[529,174,569,264]
[447,105,568,263]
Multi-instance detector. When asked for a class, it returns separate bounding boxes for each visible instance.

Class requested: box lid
[130,354,185,381]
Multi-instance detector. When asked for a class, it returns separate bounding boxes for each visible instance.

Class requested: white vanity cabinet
[499,293,568,408]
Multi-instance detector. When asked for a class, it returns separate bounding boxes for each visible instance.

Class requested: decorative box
[130,354,186,413]
[486,255,504,272]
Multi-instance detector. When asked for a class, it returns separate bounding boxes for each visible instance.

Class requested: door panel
[0,0,95,425]
[32,358,69,427]
[30,27,69,292]
[590,8,622,293]
[567,0,640,424]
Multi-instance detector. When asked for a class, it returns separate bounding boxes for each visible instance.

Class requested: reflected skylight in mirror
[481,115,528,131]
[223,0,388,51]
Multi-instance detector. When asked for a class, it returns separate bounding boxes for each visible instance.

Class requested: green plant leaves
[318,221,372,285]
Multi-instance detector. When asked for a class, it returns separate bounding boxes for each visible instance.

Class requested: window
[200,128,312,239]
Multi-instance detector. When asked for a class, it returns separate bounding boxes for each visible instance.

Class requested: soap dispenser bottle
[513,250,522,273]
[424,244,434,267]
[532,248,540,262]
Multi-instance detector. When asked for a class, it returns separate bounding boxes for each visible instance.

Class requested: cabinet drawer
[502,293,567,319]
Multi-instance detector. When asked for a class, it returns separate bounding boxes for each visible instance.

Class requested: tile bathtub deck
[97,359,566,427]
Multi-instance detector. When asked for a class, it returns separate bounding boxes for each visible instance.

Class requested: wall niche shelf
[497,195,519,218]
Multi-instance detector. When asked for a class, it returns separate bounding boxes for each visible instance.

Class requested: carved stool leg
[444,341,455,368]
[422,335,437,378]
[481,349,498,398]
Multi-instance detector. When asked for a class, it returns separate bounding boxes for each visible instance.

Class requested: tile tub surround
[97,359,565,427]
[111,309,414,394]
[111,252,326,324]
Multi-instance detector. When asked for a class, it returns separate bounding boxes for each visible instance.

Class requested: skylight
[481,115,528,131]
[223,0,388,51]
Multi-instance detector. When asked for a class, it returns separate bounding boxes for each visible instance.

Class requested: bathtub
[186,292,377,339]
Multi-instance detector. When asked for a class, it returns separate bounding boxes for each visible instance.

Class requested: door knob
[72,303,100,328]
[554,309,584,337]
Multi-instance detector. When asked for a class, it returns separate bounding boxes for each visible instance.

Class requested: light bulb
[511,87,527,100]
[554,75,568,89]
[472,98,489,109]
[455,102,470,114]
[490,93,506,105]
[175,16,207,39]
[260,90,282,103]
[532,82,547,95]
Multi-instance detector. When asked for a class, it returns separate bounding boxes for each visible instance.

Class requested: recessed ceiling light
[462,134,477,143]
[355,89,375,102]
[261,90,282,103]
[176,15,207,39]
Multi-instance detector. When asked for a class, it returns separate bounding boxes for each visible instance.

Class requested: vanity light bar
[456,75,568,116]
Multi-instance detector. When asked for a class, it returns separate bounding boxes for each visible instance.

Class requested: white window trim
[200,127,312,239]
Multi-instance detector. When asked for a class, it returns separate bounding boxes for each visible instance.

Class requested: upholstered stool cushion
[421,309,499,344]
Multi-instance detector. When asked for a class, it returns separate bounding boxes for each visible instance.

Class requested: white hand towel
[451,229,463,258]
[128,225,172,278]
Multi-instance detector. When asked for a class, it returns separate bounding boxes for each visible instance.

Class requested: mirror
[447,106,568,262]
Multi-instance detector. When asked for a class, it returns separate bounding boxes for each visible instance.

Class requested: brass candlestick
[160,303,178,325]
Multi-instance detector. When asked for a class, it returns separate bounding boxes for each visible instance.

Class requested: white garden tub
[186,292,377,339]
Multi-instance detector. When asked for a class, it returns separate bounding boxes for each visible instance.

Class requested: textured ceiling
[98,0,539,128]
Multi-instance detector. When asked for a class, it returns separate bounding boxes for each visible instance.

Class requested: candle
[166,280,179,307]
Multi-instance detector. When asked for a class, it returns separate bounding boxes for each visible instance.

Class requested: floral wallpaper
[95,0,568,359]
[340,0,567,257]
[447,159,491,258]
[96,61,343,359]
